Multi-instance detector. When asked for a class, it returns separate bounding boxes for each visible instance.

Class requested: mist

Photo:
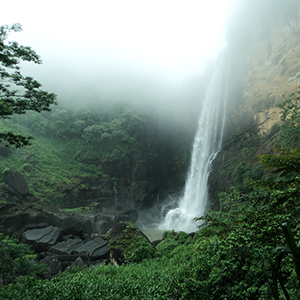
[2,0,236,117]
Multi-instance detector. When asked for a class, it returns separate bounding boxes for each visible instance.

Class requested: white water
[159,63,228,232]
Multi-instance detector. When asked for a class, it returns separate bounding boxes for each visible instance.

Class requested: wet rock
[93,214,115,234]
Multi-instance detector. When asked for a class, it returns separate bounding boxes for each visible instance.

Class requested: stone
[70,257,86,269]
[93,215,115,234]
[22,226,61,252]
[115,209,138,224]
[2,169,29,196]
[91,244,110,260]
[151,239,163,247]
[75,237,109,260]
[0,143,12,157]
[48,238,84,255]
[49,259,61,275]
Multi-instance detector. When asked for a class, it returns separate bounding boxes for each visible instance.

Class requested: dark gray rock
[25,222,50,230]
[75,237,109,260]
[0,143,12,157]
[48,239,84,255]
[91,244,110,260]
[22,226,61,252]
[62,233,73,241]
[49,259,61,275]
[54,254,90,262]
[151,239,163,247]
[70,257,86,269]
[2,169,29,196]
[93,214,115,234]
[115,209,138,223]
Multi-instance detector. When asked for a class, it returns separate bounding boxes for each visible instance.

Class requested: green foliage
[255,146,300,191]
[232,161,263,192]
[157,231,192,258]
[268,222,300,300]
[0,259,184,300]
[0,24,57,147]
[0,234,47,285]
[0,133,101,205]
[192,134,300,298]
[0,99,192,206]
[107,222,156,264]
[278,89,300,149]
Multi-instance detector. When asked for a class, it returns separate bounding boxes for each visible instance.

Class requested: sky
[2,0,236,103]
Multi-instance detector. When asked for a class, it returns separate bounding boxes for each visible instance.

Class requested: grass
[0,259,178,300]
[0,119,104,206]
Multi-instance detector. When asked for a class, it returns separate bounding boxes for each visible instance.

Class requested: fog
[2,0,236,110]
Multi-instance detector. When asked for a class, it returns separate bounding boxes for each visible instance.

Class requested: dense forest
[0,100,198,210]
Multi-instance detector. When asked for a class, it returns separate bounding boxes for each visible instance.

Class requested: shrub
[106,222,156,264]
[0,234,47,285]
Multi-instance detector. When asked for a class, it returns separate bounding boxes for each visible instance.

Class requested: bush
[0,234,47,285]
[106,222,156,264]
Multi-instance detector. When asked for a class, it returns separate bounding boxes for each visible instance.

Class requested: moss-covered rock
[105,222,155,265]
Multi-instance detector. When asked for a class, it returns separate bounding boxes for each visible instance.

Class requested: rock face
[238,19,300,136]
[208,3,300,208]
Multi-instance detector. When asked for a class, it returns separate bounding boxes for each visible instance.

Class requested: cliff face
[209,2,300,209]
[241,10,300,136]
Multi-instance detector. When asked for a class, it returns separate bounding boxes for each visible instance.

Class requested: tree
[0,23,57,147]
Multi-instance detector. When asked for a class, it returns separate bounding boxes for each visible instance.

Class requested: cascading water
[113,181,118,206]
[159,59,229,232]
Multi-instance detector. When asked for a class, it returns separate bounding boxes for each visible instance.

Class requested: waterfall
[113,181,118,206]
[159,59,229,232]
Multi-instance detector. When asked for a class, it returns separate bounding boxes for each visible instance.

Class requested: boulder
[48,238,84,255]
[93,214,116,234]
[70,257,86,270]
[2,169,29,196]
[106,222,155,265]
[75,237,109,260]
[92,244,110,260]
[0,143,12,157]
[22,226,61,252]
